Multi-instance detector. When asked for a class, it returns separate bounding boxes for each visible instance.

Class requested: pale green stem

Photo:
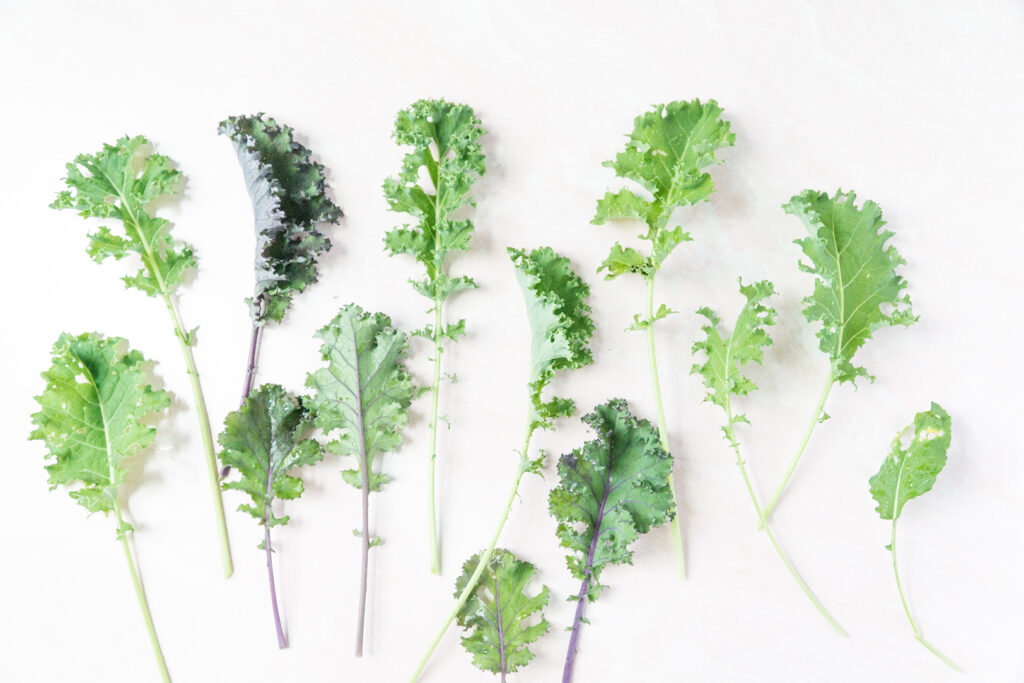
[891,517,962,671]
[722,399,846,635]
[162,294,233,578]
[761,371,835,525]
[409,423,535,682]
[644,274,685,578]
[427,298,443,575]
[117,511,172,682]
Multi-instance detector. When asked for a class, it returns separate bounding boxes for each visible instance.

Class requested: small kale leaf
[869,402,952,521]
[30,333,169,527]
[549,398,675,600]
[691,279,777,429]
[784,190,917,385]
[593,99,734,276]
[219,114,342,324]
[454,549,550,677]
[218,383,322,533]
[306,304,414,495]
[508,247,595,430]
[51,135,195,297]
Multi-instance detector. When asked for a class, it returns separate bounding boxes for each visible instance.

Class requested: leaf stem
[761,371,835,524]
[644,274,685,578]
[891,514,962,671]
[722,401,846,635]
[118,523,171,682]
[222,315,264,479]
[263,460,287,649]
[162,293,234,578]
[409,423,535,682]
[354,347,372,657]
[427,297,443,575]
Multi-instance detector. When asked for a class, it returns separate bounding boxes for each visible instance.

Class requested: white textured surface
[2,1,1022,681]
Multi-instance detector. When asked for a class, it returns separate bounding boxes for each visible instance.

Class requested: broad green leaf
[593,99,734,272]
[784,190,917,384]
[692,280,776,428]
[219,384,322,533]
[51,135,195,297]
[549,399,675,600]
[454,549,550,676]
[219,114,342,324]
[306,304,414,494]
[508,247,595,429]
[869,403,952,521]
[384,99,485,319]
[29,333,169,528]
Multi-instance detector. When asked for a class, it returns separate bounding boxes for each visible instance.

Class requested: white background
[2,1,1022,681]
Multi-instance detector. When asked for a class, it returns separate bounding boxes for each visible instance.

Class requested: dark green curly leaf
[549,399,675,601]
[869,403,952,521]
[219,384,322,533]
[784,190,917,384]
[692,280,776,428]
[219,114,342,324]
[508,247,594,429]
[454,549,550,676]
[30,333,169,527]
[51,135,195,297]
[384,99,484,310]
[306,305,413,495]
[593,99,734,272]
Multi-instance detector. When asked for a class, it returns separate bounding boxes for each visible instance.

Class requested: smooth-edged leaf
[219,114,342,324]
[784,189,917,384]
[507,247,595,429]
[29,333,169,526]
[383,99,485,303]
[454,549,550,676]
[548,399,675,600]
[593,99,734,272]
[869,402,952,521]
[306,304,414,494]
[51,135,195,297]
[691,280,777,427]
[218,384,322,532]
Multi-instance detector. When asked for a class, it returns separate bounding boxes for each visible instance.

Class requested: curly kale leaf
[549,399,675,600]
[219,114,342,324]
[51,135,195,297]
[692,280,777,433]
[454,549,550,677]
[218,384,322,534]
[306,304,414,494]
[869,403,952,521]
[593,99,735,278]
[508,247,594,430]
[29,333,169,531]
[784,190,917,385]
[383,99,484,327]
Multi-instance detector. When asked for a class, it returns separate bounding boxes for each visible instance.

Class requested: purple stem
[265,470,287,648]
[494,573,507,683]
[562,484,611,683]
[221,311,263,479]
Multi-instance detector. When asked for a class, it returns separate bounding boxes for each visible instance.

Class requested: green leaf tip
[692,279,777,419]
[30,332,169,521]
[784,189,917,385]
[869,402,952,521]
[549,398,676,598]
[594,99,734,276]
[51,135,195,297]
[219,113,342,324]
[218,383,322,533]
[454,548,550,676]
[508,246,595,430]
[383,99,485,306]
